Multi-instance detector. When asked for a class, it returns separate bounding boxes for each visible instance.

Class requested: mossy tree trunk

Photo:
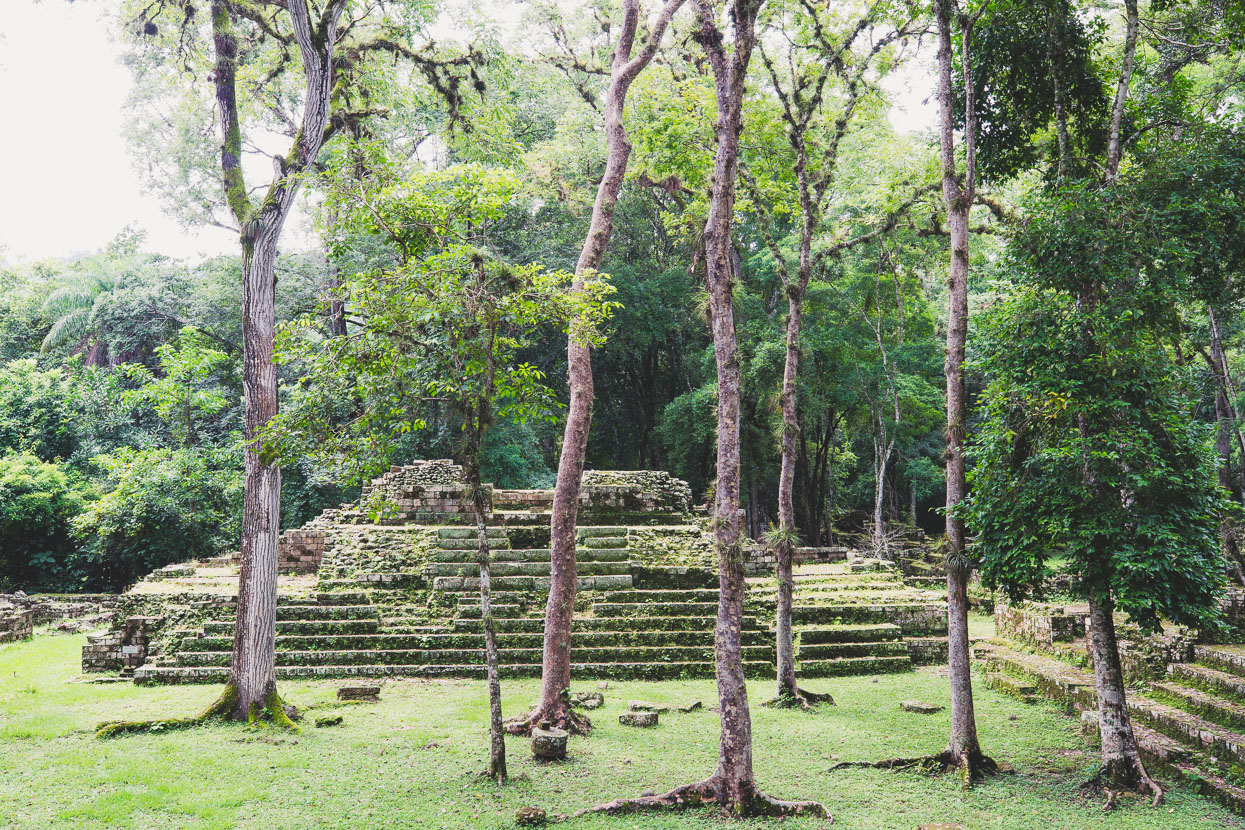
[214,0,346,722]
[1086,593,1161,800]
[517,0,688,738]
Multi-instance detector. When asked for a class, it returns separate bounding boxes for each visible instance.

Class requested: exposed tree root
[95,683,240,739]
[577,775,827,819]
[829,748,999,790]
[95,685,300,739]
[504,692,592,736]
[763,686,835,710]
[1081,763,1164,808]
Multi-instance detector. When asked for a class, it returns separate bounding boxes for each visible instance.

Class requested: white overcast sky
[0,1,936,266]
[0,1,239,264]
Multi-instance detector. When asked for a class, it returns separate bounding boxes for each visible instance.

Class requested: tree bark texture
[471,478,507,783]
[1086,594,1160,797]
[519,0,688,738]
[213,0,347,720]
[934,0,988,770]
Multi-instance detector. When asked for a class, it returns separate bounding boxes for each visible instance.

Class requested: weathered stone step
[453,615,761,634]
[792,603,947,634]
[431,548,629,564]
[176,644,776,668]
[136,660,776,684]
[436,537,511,550]
[601,589,720,604]
[313,592,370,605]
[452,604,525,619]
[1194,645,1245,678]
[276,605,380,621]
[578,536,628,549]
[592,602,718,617]
[576,526,628,537]
[435,574,632,592]
[428,561,631,578]
[980,671,1037,701]
[322,573,425,588]
[1150,681,1245,732]
[1170,662,1245,701]
[799,655,912,677]
[204,619,381,636]
[799,624,902,644]
[798,641,909,661]
[190,629,768,652]
[437,527,507,540]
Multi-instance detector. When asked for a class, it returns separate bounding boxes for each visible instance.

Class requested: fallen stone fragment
[1080,709,1100,736]
[678,700,703,713]
[515,806,547,826]
[918,824,965,830]
[627,700,669,714]
[337,684,381,702]
[570,691,604,710]
[899,700,944,715]
[314,715,343,727]
[619,711,658,727]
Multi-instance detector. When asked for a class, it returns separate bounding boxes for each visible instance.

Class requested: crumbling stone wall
[82,616,163,673]
[582,470,693,515]
[279,529,325,574]
[995,600,1086,649]
[0,601,33,643]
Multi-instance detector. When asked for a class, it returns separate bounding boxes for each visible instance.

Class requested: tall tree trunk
[586,0,823,815]
[1086,593,1160,798]
[934,0,993,778]
[774,291,803,702]
[512,0,688,738]
[213,0,344,723]
[909,478,918,527]
[231,233,284,720]
[872,410,890,555]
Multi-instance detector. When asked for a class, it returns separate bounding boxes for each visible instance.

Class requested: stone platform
[84,464,947,684]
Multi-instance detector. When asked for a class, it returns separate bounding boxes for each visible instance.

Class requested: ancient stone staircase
[975,637,1245,814]
[746,566,949,677]
[135,523,776,683]
[123,463,947,685]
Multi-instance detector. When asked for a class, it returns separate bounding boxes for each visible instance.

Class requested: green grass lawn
[2,632,1241,829]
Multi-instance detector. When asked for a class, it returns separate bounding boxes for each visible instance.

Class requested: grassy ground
[2,632,1242,830]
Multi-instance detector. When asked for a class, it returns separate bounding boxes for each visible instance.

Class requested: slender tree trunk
[1209,307,1245,498]
[1208,313,1245,583]
[935,0,992,777]
[516,0,688,738]
[586,0,824,815]
[909,479,918,527]
[469,473,506,783]
[1086,593,1160,797]
[872,412,890,555]
[774,295,803,702]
